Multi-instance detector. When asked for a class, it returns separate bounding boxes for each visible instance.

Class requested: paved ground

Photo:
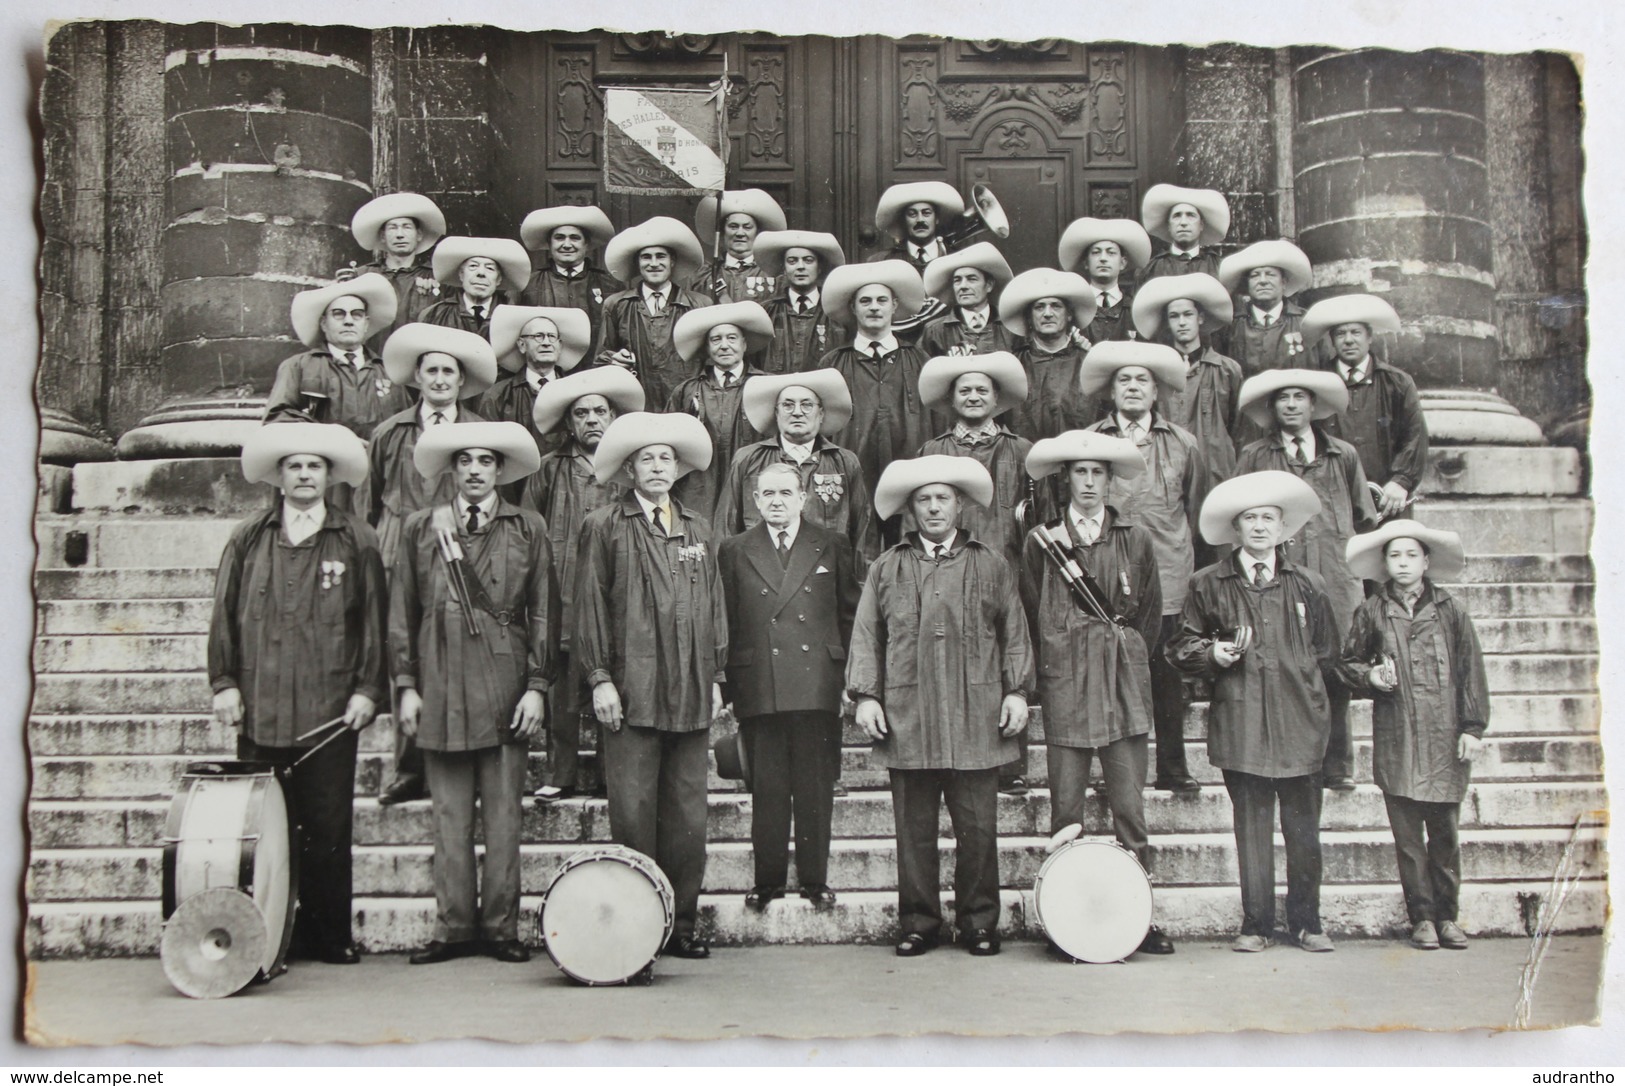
[23,936,1603,1050]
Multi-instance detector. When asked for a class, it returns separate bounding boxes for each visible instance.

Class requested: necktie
[471,304,485,323]
[721,371,736,389]
[465,505,481,535]
[1291,436,1306,466]
[777,530,791,568]
[1126,421,1144,443]
[796,295,811,314]
[431,411,445,426]
[868,343,885,362]
[1345,366,1365,386]
[652,507,666,537]
[1253,562,1271,587]
[1098,292,1110,309]
[1078,519,1096,546]
[650,291,666,314]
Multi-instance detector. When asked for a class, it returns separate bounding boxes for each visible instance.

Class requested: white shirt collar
[790,286,820,309]
[768,518,801,549]
[633,490,675,529]
[921,529,958,557]
[326,342,365,368]
[909,238,945,262]
[642,282,671,304]
[1116,412,1152,439]
[282,500,328,545]
[779,436,815,463]
[1240,549,1278,580]
[1339,356,1373,384]
[455,492,498,522]
[1170,244,1201,259]
[462,294,492,316]
[1283,427,1317,462]
[1095,285,1122,308]
[1069,505,1105,540]
[526,366,558,393]
[712,364,746,387]
[554,263,584,279]
[724,253,757,270]
[420,401,458,427]
[854,332,899,357]
[1252,301,1285,325]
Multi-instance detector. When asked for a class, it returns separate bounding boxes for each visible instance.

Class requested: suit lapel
[743,522,786,591]
[772,529,825,615]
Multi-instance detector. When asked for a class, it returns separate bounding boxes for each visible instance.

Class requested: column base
[1418,390,1582,498]
[114,393,267,460]
[39,408,115,465]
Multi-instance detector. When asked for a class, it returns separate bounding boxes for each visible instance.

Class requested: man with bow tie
[1300,294,1430,523]
[1057,218,1155,346]
[689,189,787,303]
[417,237,532,339]
[479,306,594,491]
[1139,185,1230,282]
[1219,240,1315,379]
[755,231,847,374]
[519,205,624,358]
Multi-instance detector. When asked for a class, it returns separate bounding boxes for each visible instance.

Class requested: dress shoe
[318,943,362,965]
[744,886,785,912]
[998,776,1029,797]
[665,934,710,959]
[1323,776,1356,793]
[1409,920,1440,949]
[1155,776,1202,794]
[1295,929,1335,953]
[1136,926,1175,955]
[1231,933,1274,953]
[409,939,475,965]
[485,939,531,963]
[799,885,838,910]
[1437,920,1469,950]
[895,933,937,957]
[379,778,427,806]
[533,784,574,803]
[964,929,1001,956]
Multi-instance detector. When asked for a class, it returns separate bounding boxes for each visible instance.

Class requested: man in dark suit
[717,462,861,912]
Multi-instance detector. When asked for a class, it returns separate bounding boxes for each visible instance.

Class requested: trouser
[238,729,358,955]
[1383,792,1462,924]
[889,767,1001,939]
[741,711,838,889]
[1047,734,1151,869]
[542,651,601,791]
[421,743,527,943]
[601,724,710,937]
[1150,613,1192,782]
[1321,680,1353,780]
[1222,769,1324,937]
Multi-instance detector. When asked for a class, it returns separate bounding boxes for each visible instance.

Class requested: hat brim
[1300,294,1404,347]
[1218,241,1314,296]
[921,242,1014,299]
[290,273,399,348]
[489,305,592,373]
[1199,470,1323,546]
[431,238,532,293]
[1130,273,1234,339]
[381,323,500,397]
[240,422,370,488]
[519,206,615,251]
[1237,369,1351,429]
[711,730,752,786]
[1057,218,1154,274]
[997,269,1098,337]
[1025,431,1146,481]
[673,301,776,363]
[822,261,928,321]
[593,411,714,486]
[1077,342,1186,399]
[918,352,1028,414]
[412,420,542,485]
[1345,520,1466,583]
[874,182,965,236]
[1141,185,1231,246]
[604,218,707,285]
[873,454,995,522]
[752,231,845,277]
[695,189,788,241]
[532,366,647,435]
[351,193,446,255]
[742,369,854,436]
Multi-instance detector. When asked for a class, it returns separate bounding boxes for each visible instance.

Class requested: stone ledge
[70,458,266,515]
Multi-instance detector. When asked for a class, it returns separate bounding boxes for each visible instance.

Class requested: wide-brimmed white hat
[350,193,446,255]
[382,323,499,396]
[1300,293,1403,347]
[695,188,788,240]
[921,241,1014,300]
[532,365,646,436]
[1237,369,1351,429]
[1345,519,1467,583]
[822,260,927,321]
[673,301,775,363]
[431,236,532,293]
[603,217,707,285]
[918,352,1028,415]
[1131,273,1234,339]
[489,305,592,373]
[1077,341,1186,399]
[997,268,1098,337]
[1057,218,1153,274]
[741,368,854,436]
[1141,184,1230,246]
[874,181,964,237]
[593,411,714,486]
[1199,470,1323,546]
[290,273,398,348]
[874,454,994,521]
[241,422,369,488]
[413,420,542,485]
[519,205,615,251]
[1219,240,1314,297]
[1025,429,1146,481]
[752,230,845,277]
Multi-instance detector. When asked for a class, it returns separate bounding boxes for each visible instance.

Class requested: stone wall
[1171,44,1280,247]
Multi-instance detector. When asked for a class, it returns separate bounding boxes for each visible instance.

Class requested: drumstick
[294,715,348,742]
[293,720,353,767]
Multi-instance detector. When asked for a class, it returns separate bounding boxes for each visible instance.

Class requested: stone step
[1450,582,1594,618]
[35,568,217,601]
[34,636,206,673]
[36,599,215,636]
[36,517,241,571]
[29,780,1606,851]
[25,876,1608,959]
[25,693,1600,763]
[1408,498,1592,556]
[28,824,1607,903]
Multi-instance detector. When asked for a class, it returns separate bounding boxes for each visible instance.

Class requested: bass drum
[1032,839,1152,964]
[161,761,296,992]
[538,845,675,985]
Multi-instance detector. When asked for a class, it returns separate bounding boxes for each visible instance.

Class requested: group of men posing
[206,178,1490,976]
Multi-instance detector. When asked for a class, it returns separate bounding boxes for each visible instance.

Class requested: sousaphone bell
[940,184,1011,249]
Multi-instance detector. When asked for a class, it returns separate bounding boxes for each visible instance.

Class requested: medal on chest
[375,376,394,398]
[320,560,346,590]
[591,287,603,305]
[815,322,827,348]
[812,472,844,504]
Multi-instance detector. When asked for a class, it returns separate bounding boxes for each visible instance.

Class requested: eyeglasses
[519,332,561,342]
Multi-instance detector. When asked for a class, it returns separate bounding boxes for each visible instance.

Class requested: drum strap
[455,552,526,628]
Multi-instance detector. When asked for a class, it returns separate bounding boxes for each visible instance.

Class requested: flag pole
[711,53,729,280]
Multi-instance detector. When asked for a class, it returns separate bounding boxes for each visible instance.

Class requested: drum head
[1033,840,1153,964]
[541,855,673,985]
[250,775,295,975]
[161,888,269,999]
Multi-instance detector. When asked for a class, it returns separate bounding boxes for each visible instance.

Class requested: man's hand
[997,694,1029,738]
[1457,731,1483,763]
[593,681,625,732]
[333,265,359,283]
[1069,327,1093,350]
[604,348,638,372]
[1211,641,1242,669]
[1369,664,1397,693]
[511,690,547,740]
[1378,480,1410,519]
[712,683,726,721]
[855,697,888,742]
[398,688,423,738]
[213,688,244,730]
[343,693,377,731]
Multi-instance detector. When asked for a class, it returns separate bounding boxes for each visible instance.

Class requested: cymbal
[160,887,269,999]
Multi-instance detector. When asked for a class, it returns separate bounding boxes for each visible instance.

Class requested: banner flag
[603,86,726,195]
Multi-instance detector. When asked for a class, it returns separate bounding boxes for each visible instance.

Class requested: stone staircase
[26,456,1607,958]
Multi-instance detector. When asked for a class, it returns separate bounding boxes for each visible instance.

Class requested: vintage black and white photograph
[13,1,1615,1057]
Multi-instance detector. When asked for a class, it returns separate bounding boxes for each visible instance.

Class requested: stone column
[1173,45,1279,246]
[117,24,375,458]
